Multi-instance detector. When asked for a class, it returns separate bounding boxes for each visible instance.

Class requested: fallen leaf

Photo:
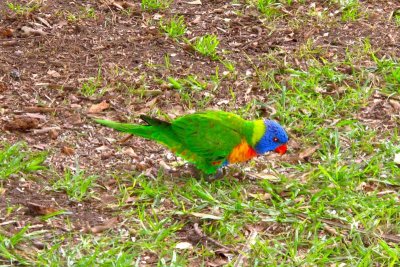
[88,100,109,114]
[25,113,47,120]
[33,144,47,150]
[0,28,14,38]
[186,0,202,4]
[123,147,137,158]
[0,188,6,196]
[247,171,280,181]
[24,106,58,113]
[33,127,61,135]
[175,242,193,250]
[394,153,400,165]
[49,129,59,139]
[299,144,321,159]
[36,16,52,28]
[25,202,59,216]
[20,26,47,36]
[47,70,61,78]
[125,196,137,203]
[0,82,8,92]
[207,257,229,267]
[145,97,158,107]
[323,224,340,236]
[61,146,75,155]
[191,212,222,220]
[3,117,39,131]
[248,192,272,201]
[217,99,229,105]
[376,190,397,196]
[85,217,120,234]
[356,182,375,192]
[192,15,202,24]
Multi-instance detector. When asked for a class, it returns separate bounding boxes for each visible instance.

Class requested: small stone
[10,69,21,80]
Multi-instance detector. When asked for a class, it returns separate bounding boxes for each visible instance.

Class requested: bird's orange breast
[228,139,257,163]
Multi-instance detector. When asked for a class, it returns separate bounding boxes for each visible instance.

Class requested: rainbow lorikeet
[95,111,288,174]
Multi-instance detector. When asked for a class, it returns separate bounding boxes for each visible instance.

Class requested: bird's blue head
[254,120,289,155]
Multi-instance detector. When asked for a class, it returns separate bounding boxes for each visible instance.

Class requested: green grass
[141,0,171,11]
[394,12,400,27]
[337,0,361,22]
[373,57,400,94]
[192,34,220,60]
[0,142,47,180]
[6,1,41,15]
[51,167,98,202]
[256,0,281,18]
[80,67,102,97]
[0,226,31,265]
[17,171,400,265]
[160,15,187,38]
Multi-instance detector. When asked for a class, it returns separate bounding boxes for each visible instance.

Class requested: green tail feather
[94,119,153,138]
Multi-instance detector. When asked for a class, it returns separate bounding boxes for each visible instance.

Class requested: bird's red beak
[275,144,287,155]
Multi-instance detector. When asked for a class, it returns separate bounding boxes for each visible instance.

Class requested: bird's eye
[273,137,279,142]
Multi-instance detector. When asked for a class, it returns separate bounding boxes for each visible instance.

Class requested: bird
[95,110,288,175]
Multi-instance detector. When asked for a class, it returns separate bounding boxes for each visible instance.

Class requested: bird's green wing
[171,111,250,161]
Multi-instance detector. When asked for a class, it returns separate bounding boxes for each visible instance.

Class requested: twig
[375,90,400,102]
[233,230,258,267]
[297,213,400,244]
[193,223,238,252]
[33,127,61,134]
[118,134,133,144]
[24,106,59,113]
[366,178,400,187]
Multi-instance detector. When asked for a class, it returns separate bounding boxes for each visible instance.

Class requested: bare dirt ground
[1,0,399,265]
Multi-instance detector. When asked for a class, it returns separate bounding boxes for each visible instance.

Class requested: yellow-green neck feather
[251,120,265,146]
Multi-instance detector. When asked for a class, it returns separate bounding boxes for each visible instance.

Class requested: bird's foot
[204,168,226,180]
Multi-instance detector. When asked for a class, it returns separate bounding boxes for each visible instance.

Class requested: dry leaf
[191,212,222,220]
[186,0,202,4]
[0,28,14,38]
[247,172,280,181]
[85,217,120,234]
[394,153,400,165]
[299,144,321,159]
[88,100,109,114]
[323,224,340,236]
[62,146,75,156]
[248,192,272,201]
[207,257,229,267]
[125,196,137,203]
[49,129,59,139]
[24,106,58,113]
[217,99,229,105]
[3,117,39,131]
[0,188,6,196]
[376,190,397,196]
[175,242,193,250]
[21,26,47,36]
[47,70,61,78]
[25,202,59,216]
[145,97,158,107]
[36,17,52,28]
[123,147,137,158]
[0,82,8,92]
